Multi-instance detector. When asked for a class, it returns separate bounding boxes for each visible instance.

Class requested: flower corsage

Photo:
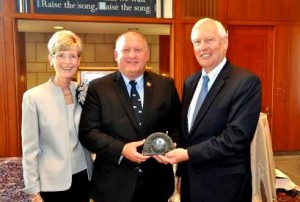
[76,82,88,106]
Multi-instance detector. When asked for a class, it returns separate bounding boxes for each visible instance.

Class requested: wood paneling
[227,25,275,147]
[4,16,21,156]
[181,24,199,80]
[287,26,300,150]
[228,0,300,22]
[227,0,300,151]
[182,0,216,19]
[0,18,7,156]
[0,1,22,157]
[227,25,300,151]
[172,0,184,95]
[159,35,170,76]
[227,26,274,113]
[272,26,290,150]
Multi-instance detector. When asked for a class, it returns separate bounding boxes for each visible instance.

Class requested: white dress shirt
[187,58,227,132]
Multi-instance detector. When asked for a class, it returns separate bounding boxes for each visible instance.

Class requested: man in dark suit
[155,18,261,202]
[79,31,181,202]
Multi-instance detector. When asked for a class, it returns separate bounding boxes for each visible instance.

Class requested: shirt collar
[202,58,227,83]
[121,74,144,88]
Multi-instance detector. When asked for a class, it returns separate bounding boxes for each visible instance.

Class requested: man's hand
[153,148,189,164]
[121,140,150,163]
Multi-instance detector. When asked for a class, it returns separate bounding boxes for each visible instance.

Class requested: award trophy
[143,132,174,156]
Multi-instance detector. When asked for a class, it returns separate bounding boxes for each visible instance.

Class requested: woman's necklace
[53,78,73,104]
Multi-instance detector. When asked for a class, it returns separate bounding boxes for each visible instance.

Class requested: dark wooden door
[227,25,275,146]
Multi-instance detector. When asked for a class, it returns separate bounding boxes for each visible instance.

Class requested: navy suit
[79,71,181,202]
[177,61,261,202]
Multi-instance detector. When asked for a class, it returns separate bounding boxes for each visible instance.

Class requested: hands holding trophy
[143,132,174,156]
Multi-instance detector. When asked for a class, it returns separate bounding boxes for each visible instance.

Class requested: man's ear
[113,49,118,61]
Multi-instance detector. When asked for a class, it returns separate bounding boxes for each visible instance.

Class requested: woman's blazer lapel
[70,82,82,133]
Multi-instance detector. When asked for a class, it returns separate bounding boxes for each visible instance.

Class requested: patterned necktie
[191,75,210,127]
[129,80,143,127]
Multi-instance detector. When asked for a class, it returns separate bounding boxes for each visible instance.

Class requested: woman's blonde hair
[47,30,82,57]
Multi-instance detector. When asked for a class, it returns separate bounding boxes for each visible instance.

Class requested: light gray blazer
[21,78,93,195]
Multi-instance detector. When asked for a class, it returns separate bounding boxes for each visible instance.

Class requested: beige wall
[25,32,160,89]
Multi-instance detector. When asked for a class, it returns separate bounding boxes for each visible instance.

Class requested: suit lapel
[189,63,231,135]
[112,71,141,131]
[140,72,153,135]
[182,72,201,135]
[183,72,202,117]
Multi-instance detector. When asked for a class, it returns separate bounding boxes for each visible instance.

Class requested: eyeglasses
[121,48,143,54]
[52,53,79,61]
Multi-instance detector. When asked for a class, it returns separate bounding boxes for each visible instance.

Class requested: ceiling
[17,20,171,35]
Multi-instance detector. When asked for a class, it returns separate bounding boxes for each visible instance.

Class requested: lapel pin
[146,82,151,87]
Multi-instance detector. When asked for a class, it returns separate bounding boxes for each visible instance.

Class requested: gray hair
[191,18,228,40]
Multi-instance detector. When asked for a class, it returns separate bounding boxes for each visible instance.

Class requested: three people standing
[22,17,261,202]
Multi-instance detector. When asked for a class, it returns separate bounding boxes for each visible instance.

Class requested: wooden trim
[12,13,175,24]
[159,35,170,76]
[0,17,7,156]
[228,20,300,26]
[0,0,22,156]
[172,0,184,97]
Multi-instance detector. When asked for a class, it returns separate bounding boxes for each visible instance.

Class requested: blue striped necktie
[129,80,143,127]
[191,75,210,127]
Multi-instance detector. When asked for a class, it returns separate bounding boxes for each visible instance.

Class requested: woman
[21,30,93,202]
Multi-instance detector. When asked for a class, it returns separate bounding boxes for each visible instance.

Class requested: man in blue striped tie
[155,17,262,202]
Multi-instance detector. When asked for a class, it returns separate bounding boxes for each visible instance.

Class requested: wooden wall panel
[288,1,300,22]
[182,0,216,19]
[181,24,199,80]
[172,0,184,96]
[287,26,300,150]
[159,35,170,76]
[0,18,7,156]
[0,0,22,157]
[227,26,274,110]
[16,32,26,155]
[4,17,21,156]
[227,25,274,143]
[228,0,300,22]
[272,26,290,151]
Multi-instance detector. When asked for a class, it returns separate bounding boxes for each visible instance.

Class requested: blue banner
[34,0,157,18]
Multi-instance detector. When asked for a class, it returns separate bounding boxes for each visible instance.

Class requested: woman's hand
[30,193,43,202]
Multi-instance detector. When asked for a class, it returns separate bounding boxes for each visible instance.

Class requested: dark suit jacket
[177,61,261,202]
[79,71,181,202]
